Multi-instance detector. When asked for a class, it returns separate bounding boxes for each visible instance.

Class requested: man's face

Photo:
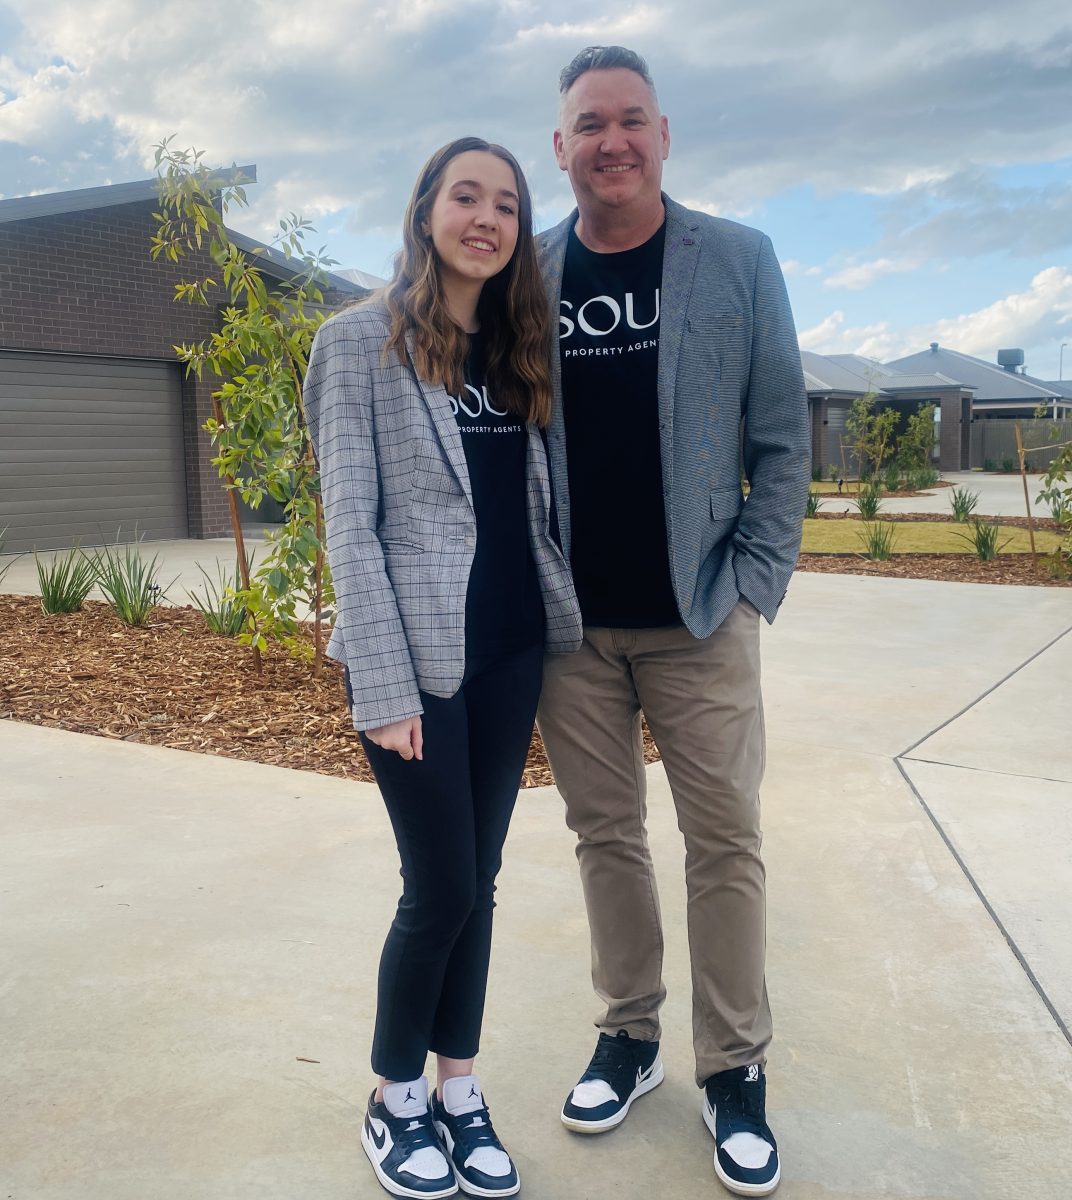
[554,67,669,221]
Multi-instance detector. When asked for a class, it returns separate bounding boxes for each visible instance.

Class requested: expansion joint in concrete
[898,623,1072,761]
[892,624,1072,1052]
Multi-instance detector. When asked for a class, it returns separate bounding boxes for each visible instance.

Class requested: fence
[970,419,1072,471]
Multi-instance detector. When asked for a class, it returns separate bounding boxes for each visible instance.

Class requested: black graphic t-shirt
[453,330,544,655]
[559,221,679,627]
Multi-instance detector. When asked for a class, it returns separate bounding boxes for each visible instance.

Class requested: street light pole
[1061,342,1069,380]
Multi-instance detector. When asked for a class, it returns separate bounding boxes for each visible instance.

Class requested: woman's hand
[365,716,424,761]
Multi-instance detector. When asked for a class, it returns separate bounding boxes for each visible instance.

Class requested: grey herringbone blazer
[537,195,810,634]
[304,299,582,730]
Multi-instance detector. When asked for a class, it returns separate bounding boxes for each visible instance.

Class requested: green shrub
[828,464,839,483]
[90,541,175,626]
[1001,456,1017,473]
[949,486,980,522]
[906,466,939,490]
[35,547,98,614]
[859,522,897,560]
[811,465,823,482]
[883,462,902,493]
[1037,443,1071,577]
[957,520,1011,561]
[983,458,997,472]
[188,560,249,637]
[855,482,884,520]
[805,492,823,518]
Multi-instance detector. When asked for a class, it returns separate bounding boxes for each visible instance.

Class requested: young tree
[1037,440,1072,577]
[150,140,337,670]
[897,402,937,470]
[845,392,898,480]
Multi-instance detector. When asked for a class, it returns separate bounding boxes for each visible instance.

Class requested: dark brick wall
[0,198,232,536]
[938,390,971,471]
[0,198,356,538]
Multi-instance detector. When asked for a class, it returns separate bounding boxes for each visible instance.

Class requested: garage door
[0,351,188,553]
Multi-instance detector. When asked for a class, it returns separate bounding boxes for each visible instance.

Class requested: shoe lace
[586,1032,632,1078]
[450,1106,503,1162]
[713,1077,767,1138]
[392,1111,441,1158]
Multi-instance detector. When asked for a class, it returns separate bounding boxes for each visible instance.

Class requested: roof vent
[929,342,939,352]
[997,348,1025,373]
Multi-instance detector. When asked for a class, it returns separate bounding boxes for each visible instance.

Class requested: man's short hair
[558,45,657,100]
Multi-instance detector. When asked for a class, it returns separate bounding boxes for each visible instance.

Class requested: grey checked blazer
[303,299,582,731]
[537,195,810,634]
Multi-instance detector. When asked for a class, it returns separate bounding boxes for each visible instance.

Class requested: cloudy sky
[2,0,1072,376]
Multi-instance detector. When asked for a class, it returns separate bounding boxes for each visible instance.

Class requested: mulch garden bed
[0,595,656,788]
[811,510,1061,532]
[2,516,1067,785]
[795,553,1070,587]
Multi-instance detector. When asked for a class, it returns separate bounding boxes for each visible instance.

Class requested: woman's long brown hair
[383,136,552,427]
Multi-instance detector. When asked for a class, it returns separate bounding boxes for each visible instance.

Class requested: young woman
[304,138,581,1199]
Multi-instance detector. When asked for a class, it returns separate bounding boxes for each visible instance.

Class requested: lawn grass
[801,519,1061,555]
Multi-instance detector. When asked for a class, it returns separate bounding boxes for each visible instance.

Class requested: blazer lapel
[405,330,473,509]
[658,196,703,494]
[537,213,576,558]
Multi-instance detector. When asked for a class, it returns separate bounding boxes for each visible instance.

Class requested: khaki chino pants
[537,601,771,1085]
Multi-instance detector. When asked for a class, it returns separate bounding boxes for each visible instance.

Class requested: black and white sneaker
[361,1077,458,1199]
[432,1075,520,1197]
[703,1064,780,1196]
[560,1029,664,1132]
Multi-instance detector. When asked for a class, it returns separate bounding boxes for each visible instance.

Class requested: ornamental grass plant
[188,560,250,637]
[858,521,897,561]
[958,520,1011,562]
[35,547,98,614]
[949,486,980,523]
[91,541,175,626]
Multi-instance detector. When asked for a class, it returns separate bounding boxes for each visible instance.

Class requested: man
[535,46,810,1197]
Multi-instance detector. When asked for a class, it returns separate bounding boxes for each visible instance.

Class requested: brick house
[801,352,972,475]
[0,170,364,553]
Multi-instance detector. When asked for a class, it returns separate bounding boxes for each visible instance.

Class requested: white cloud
[928,266,1072,357]
[800,267,1072,362]
[824,257,918,290]
[515,6,662,42]
[799,311,902,359]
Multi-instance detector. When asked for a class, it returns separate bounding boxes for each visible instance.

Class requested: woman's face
[425,150,521,295]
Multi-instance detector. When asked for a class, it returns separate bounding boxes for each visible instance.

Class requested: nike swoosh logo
[366,1117,387,1151]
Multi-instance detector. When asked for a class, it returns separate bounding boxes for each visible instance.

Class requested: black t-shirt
[453,330,544,655]
[559,222,679,627]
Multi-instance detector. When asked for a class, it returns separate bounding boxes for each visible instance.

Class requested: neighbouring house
[887,343,1071,421]
[886,343,1072,469]
[1040,379,1072,402]
[801,352,972,474]
[0,169,366,554]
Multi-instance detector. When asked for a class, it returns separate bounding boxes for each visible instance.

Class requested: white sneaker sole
[702,1101,781,1197]
[432,1118,521,1198]
[361,1123,458,1199]
[560,1059,665,1132]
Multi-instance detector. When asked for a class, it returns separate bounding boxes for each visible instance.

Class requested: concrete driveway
[0,536,272,605]
[863,469,1051,518]
[1,571,1071,1199]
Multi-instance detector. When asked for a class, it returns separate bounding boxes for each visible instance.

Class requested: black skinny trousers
[352,643,544,1082]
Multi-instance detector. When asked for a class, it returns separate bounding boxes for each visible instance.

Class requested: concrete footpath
[1,572,1071,1199]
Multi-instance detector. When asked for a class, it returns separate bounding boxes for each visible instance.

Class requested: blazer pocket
[710,487,742,521]
[689,312,744,333]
